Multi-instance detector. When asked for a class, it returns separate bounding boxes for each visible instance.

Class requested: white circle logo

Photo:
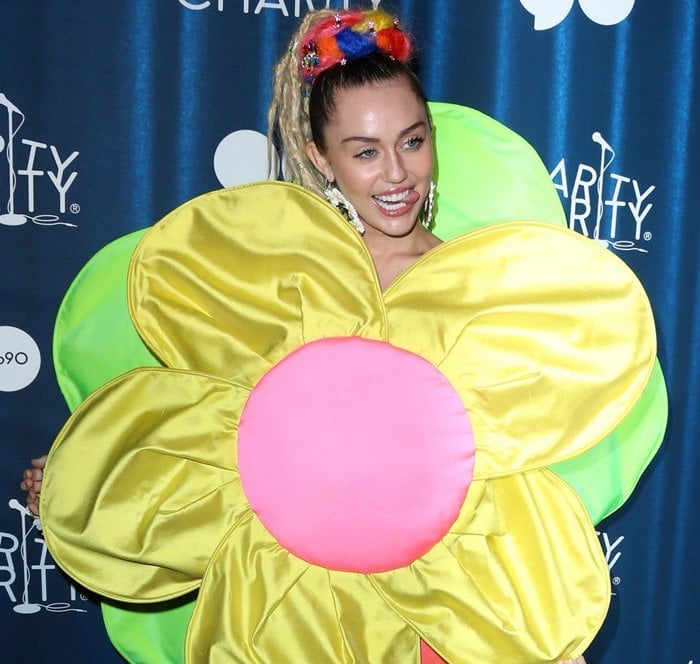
[520,0,635,29]
[0,326,41,392]
[214,130,279,187]
[520,0,575,30]
[578,0,635,26]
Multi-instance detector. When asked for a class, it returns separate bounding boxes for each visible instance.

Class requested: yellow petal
[384,222,655,477]
[447,479,504,538]
[42,368,249,602]
[130,182,385,386]
[187,514,418,663]
[368,470,609,663]
[324,571,420,663]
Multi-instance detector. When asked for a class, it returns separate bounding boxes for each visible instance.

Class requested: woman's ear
[305,141,335,183]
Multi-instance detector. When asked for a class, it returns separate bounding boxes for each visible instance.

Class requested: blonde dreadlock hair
[268,10,334,196]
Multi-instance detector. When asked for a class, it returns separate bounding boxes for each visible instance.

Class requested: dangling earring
[422,180,436,230]
[324,180,365,234]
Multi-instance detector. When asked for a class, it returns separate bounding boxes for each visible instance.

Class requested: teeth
[377,200,403,209]
[374,190,410,203]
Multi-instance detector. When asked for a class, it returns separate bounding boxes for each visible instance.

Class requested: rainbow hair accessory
[299,10,412,85]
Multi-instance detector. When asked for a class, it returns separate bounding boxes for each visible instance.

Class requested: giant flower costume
[41,104,665,663]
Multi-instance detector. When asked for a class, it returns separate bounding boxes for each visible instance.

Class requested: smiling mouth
[372,188,421,216]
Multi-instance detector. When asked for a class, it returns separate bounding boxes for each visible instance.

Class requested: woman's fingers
[26,491,40,516]
[20,455,47,516]
[31,455,48,470]
[20,467,43,490]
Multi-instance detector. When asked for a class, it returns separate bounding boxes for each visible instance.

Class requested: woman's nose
[383,151,408,183]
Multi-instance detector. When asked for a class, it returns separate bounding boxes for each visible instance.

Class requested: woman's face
[306,77,433,241]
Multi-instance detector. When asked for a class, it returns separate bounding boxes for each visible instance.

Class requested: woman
[23,8,656,664]
[268,9,440,290]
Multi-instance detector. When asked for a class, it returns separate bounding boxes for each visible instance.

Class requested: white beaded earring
[324,181,365,234]
[422,180,436,230]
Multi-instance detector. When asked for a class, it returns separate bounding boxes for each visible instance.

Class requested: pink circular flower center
[237,337,475,573]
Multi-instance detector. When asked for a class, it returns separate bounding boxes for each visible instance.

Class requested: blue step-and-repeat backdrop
[1,1,698,662]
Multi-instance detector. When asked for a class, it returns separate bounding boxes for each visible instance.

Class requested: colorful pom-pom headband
[299,10,412,85]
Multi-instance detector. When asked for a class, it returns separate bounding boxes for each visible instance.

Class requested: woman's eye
[354,148,377,160]
[404,136,425,150]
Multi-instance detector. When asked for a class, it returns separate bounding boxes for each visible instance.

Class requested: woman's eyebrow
[340,120,427,144]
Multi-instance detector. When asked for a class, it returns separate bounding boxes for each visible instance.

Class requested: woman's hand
[20,455,47,516]
[559,658,586,664]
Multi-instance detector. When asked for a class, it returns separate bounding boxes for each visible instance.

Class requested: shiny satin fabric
[52,102,668,529]
[186,472,607,663]
[428,102,567,238]
[128,183,385,384]
[130,183,655,479]
[42,369,248,601]
[549,357,667,522]
[43,181,656,662]
[54,223,667,531]
[381,221,655,479]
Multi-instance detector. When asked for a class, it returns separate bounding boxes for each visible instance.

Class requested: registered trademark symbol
[612,576,621,586]
[643,231,652,241]
[70,203,80,214]
[80,593,88,601]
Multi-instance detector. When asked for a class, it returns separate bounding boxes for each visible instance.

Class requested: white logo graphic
[2,500,87,614]
[520,0,635,30]
[550,131,655,252]
[598,530,624,591]
[0,327,41,392]
[214,130,279,187]
[0,93,79,228]
[179,0,380,15]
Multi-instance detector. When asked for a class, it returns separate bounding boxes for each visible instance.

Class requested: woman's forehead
[327,79,429,137]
